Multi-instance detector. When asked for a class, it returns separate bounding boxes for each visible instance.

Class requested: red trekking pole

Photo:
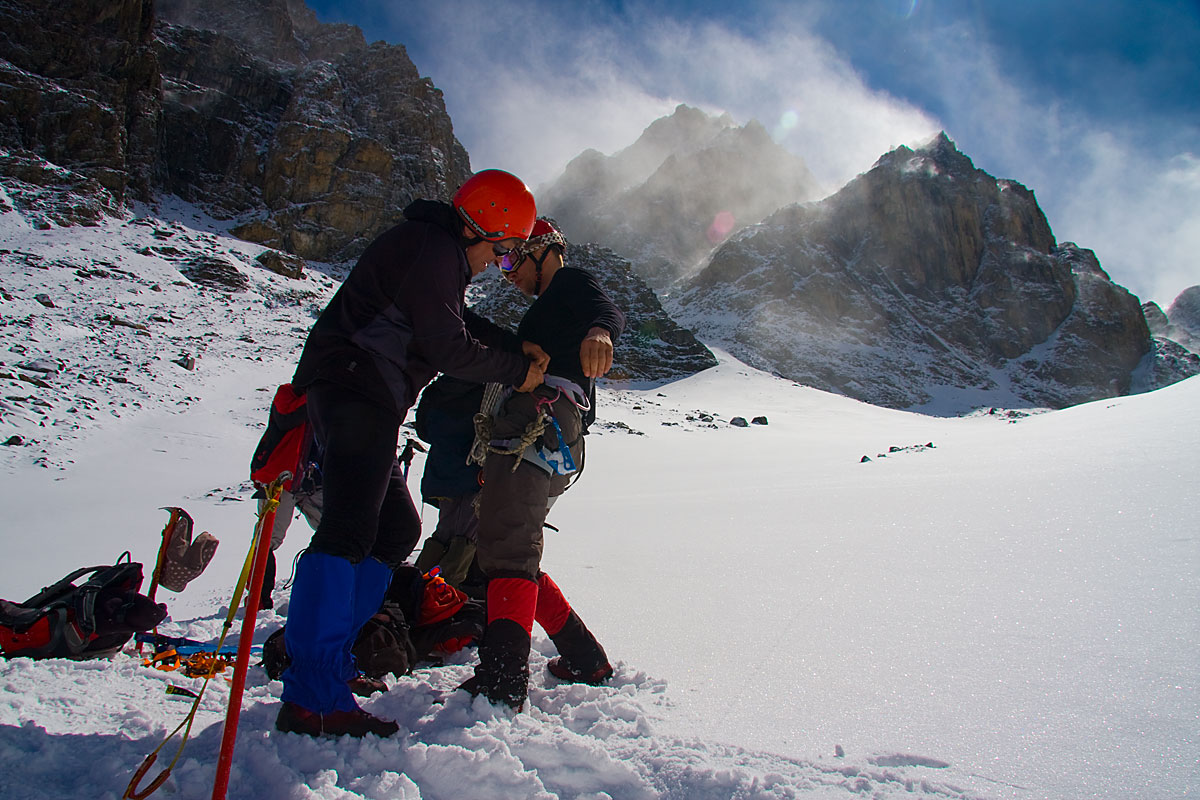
[210,475,287,800]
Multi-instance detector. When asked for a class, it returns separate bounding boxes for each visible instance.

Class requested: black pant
[304,381,420,566]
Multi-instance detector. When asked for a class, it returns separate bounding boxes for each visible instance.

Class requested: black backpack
[0,552,167,660]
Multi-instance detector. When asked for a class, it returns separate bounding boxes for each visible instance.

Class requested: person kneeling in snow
[412,374,486,593]
[459,218,625,710]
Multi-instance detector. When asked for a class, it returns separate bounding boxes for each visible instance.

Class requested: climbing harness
[468,378,588,476]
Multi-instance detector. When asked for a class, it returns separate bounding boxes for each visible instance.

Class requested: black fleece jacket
[292,200,528,418]
[517,266,624,427]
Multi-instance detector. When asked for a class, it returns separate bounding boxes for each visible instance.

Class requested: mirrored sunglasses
[498,249,526,273]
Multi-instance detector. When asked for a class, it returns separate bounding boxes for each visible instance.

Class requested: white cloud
[391,0,1198,304]
[395,0,938,191]
[1057,138,1200,306]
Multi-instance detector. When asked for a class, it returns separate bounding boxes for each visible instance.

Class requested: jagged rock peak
[554,104,738,196]
[1146,285,1200,353]
[634,104,738,155]
[874,131,980,179]
[670,135,1179,412]
[1168,286,1200,329]
[157,0,370,65]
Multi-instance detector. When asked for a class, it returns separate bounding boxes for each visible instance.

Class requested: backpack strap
[20,564,109,610]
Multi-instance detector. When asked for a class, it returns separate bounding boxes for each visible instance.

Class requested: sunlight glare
[707,210,737,244]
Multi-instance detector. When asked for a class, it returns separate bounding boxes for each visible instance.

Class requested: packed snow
[0,199,1196,799]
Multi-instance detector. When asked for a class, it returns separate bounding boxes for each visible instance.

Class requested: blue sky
[303,0,1199,306]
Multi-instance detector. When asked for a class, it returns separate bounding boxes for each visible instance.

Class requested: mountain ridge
[669,132,1197,411]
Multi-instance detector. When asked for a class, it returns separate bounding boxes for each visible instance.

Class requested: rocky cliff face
[0,0,471,261]
[671,133,1187,412]
[0,0,161,221]
[540,105,821,291]
[154,0,473,262]
[467,243,718,383]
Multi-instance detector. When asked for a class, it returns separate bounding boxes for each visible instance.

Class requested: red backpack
[250,384,311,490]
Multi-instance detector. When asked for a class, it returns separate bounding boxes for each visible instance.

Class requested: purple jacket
[293,200,527,418]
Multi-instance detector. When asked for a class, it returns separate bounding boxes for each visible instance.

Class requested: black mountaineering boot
[258,550,277,610]
[465,618,531,710]
[547,611,613,685]
[460,577,537,710]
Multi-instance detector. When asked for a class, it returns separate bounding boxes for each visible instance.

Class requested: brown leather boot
[275,701,399,738]
[347,674,388,697]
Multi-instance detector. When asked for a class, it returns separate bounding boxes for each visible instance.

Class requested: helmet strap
[529,248,551,295]
[529,245,565,296]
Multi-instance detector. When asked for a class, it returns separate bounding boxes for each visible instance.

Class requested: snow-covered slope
[0,200,1196,800]
[0,194,340,472]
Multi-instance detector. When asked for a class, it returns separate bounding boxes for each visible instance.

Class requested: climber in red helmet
[275,169,549,738]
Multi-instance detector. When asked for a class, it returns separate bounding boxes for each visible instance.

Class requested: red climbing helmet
[452,169,537,242]
[522,218,568,253]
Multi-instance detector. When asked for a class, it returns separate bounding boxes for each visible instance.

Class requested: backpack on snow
[0,551,167,661]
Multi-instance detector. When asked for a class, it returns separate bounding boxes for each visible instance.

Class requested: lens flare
[772,109,800,140]
[707,210,737,245]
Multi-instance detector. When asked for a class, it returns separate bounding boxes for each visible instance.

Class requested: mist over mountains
[1144,287,1200,355]
[540,105,822,291]
[1,0,1195,415]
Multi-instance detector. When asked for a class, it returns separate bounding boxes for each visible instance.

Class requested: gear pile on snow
[0,552,167,660]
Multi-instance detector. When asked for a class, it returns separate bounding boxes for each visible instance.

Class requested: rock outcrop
[0,0,717,387]
[671,133,1182,411]
[540,105,821,290]
[0,0,472,261]
[1144,286,1200,354]
[155,0,473,262]
[0,0,161,219]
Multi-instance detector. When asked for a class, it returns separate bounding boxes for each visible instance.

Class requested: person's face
[463,232,523,276]
[503,247,561,296]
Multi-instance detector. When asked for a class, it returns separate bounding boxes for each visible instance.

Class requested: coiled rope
[468,382,552,473]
